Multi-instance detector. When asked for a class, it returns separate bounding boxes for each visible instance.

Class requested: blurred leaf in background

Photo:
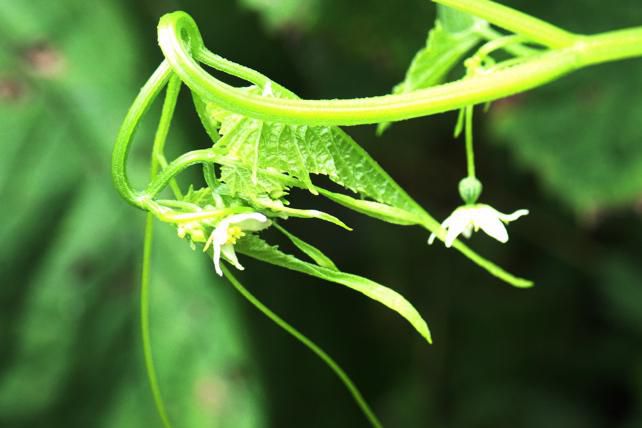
[488,0,642,215]
[0,0,264,426]
[239,0,320,30]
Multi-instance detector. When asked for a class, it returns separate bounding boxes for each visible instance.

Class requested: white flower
[177,221,207,244]
[204,212,271,276]
[428,204,529,248]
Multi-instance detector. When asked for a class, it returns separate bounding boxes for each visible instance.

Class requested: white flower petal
[497,209,529,223]
[213,238,223,276]
[431,203,527,248]
[477,211,509,243]
[444,211,472,247]
[428,212,455,245]
[222,243,244,271]
[207,211,271,275]
[228,212,271,231]
[440,213,455,229]
[461,223,474,239]
[212,224,229,245]
[427,232,438,245]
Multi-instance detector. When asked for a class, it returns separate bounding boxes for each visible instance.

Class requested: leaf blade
[274,223,338,270]
[377,9,484,134]
[236,235,432,344]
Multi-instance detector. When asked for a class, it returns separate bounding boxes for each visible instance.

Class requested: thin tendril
[140,73,183,428]
[221,266,384,428]
[141,214,173,428]
[476,26,539,57]
[152,74,183,198]
[474,34,530,59]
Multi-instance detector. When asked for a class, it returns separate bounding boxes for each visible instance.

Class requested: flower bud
[458,177,483,204]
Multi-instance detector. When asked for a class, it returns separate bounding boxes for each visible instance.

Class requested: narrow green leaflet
[319,188,422,226]
[253,196,351,230]
[236,235,432,344]
[377,7,485,134]
[274,223,338,270]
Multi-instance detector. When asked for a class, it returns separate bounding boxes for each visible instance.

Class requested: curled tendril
[112,61,172,208]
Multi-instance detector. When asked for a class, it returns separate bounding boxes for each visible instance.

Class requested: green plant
[112,0,642,426]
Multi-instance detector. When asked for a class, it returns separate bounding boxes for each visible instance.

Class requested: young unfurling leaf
[377,8,485,134]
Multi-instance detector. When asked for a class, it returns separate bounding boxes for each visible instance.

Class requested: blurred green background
[1,0,642,427]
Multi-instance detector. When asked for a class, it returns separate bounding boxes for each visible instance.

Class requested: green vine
[112,0,642,426]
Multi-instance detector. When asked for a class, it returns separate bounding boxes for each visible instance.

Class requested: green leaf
[437,4,478,33]
[597,254,642,333]
[0,180,128,418]
[201,88,426,215]
[0,1,150,419]
[489,60,642,213]
[239,0,320,30]
[487,0,642,214]
[196,81,531,288]
[319,188,422,226]
[376,8,484,134]
[274,223,338,270]
[236,235,432,344]
[220,166,288,200]
[0,2,266,426]
[182,185,216,206]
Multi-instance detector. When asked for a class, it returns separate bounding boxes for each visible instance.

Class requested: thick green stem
[157,10,642,127]
[157,11,577,126]
[575,27,642,66]
[155,0,642,127]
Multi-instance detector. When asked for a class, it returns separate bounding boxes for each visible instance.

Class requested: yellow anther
[225,225,245,245]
